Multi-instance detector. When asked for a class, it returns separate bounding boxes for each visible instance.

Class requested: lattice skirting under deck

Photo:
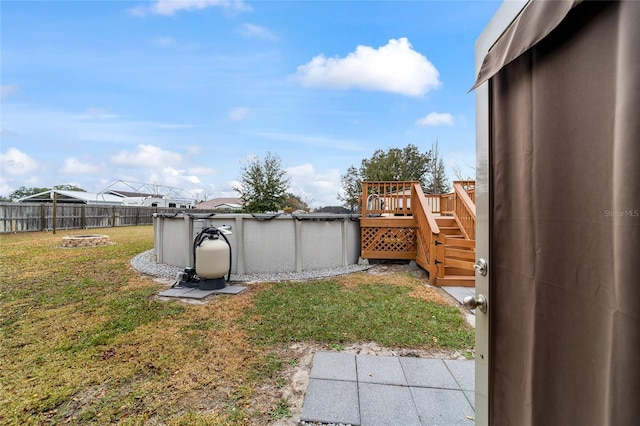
[361,226,417,259]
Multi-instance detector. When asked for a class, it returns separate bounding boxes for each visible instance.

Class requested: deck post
[435,233,446,279]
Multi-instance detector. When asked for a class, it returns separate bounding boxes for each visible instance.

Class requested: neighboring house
[195,198,243,211]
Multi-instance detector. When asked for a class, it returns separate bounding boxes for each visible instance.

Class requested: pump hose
[218,231,232,282]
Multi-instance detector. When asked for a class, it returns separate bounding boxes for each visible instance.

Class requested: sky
[1,0,502,207]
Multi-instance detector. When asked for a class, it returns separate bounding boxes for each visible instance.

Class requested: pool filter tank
[175,225,232,290]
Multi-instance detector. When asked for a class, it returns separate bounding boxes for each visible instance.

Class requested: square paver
[301,379,360,425]
[359,382,421,426]
[176,288,216,299]
[158,286,246,299]
[441,286,476,305]
[357,355,407,386]
[310,351,357,382]
[158,288,194,298]
[411,387,475,425]
[212,285,246,294]
[444,360,475,391]
[399,358,460,389]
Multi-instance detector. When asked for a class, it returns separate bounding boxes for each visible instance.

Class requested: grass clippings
[0,226,474,425]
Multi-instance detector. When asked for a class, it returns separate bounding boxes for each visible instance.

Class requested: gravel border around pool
[130,249,373,283]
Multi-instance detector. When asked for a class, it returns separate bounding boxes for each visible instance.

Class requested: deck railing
[440,193,454,214]
[361,181,452,216]
[361,181,415,216]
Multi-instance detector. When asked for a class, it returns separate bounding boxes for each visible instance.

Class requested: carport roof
[19,190,124,205]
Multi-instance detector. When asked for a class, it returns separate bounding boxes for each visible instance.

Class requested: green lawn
[244,280,473,348]
[0,226,474,425]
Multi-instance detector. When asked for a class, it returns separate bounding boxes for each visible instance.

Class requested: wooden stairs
[434,216,475,287]
[360,181,477,287]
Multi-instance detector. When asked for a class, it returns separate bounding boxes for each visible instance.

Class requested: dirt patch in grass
[336,262,450,305]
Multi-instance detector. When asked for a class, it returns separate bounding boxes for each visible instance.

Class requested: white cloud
[150,167,201,188]
[111,144,184,168]
[229,107,250,121]
[237,23,277,41]
[0,147,39,176]
[416,112,454,126]
[0,175,41,198]
[0,177,12,197]
[227,179,242,194]
[190,188,205,198]
[188,166,214,175]
[59,157,103,175]
[293,38,441,97]
[1,84,19,99]
[287,163,315,179]
[130,0,251,17]
[287,163,342,207]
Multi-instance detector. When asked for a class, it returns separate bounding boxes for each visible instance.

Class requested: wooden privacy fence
[0,203,214,233]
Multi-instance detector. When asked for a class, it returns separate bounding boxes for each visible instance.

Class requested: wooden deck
[360,181,476,287]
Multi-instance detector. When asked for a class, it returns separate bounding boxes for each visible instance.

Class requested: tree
[360,144,431,188]
[338,144,432,210]
[338,142,454,209]
[54,184,86,192]
[8,186,51,201]
[282,193,310,212]
[233,152,290,213]
[425,141,450,194]
[337,165,361,212]
[451,160,476,181]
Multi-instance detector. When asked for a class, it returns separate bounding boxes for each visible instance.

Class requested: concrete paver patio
[301,351,475,425]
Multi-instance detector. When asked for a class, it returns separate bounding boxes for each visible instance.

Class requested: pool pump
[174,225,232,290]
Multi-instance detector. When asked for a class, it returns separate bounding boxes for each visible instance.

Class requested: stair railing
[410,183,442,279]
[452,181,476,240]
